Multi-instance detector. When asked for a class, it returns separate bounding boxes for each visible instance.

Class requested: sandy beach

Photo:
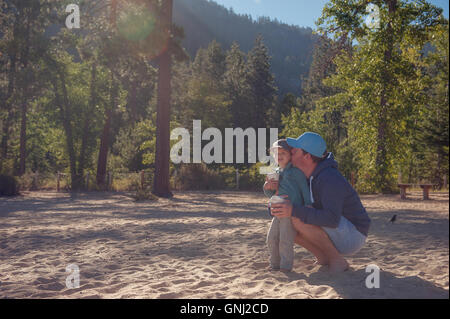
[0,190,448,299]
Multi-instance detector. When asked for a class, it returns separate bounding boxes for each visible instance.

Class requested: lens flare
[117,5,155,42]
[114,1,170,59]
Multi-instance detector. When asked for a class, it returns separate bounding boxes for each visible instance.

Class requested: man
[270,132,371,273]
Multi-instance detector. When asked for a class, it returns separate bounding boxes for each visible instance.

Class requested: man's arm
[291,174,346,228]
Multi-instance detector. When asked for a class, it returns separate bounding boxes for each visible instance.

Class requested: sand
[0,190,448,299]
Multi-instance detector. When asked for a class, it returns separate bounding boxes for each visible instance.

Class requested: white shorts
[322,216,367,256]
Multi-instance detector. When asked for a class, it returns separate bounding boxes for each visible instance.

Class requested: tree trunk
[78,63,97,183]
[53,73,78,190]
[18,18,31,176]
[96,75,117,188]
[128,81,138,123]
[435,153,442,189]
[153,0,173,198]
[19,99,27,175]
[376,0,397,193]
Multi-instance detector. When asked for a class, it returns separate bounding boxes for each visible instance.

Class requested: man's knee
[292,218,330,245]
[291,216,304,231]
[292,217,319,233]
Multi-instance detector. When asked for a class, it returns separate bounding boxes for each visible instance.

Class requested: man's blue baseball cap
[286,132,327,158]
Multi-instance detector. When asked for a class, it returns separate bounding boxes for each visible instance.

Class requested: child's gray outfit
[264,163,311,271]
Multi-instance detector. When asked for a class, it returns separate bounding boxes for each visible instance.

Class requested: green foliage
[112,115,157,172]
[174,163,226,190]
[236,162,267,191]
[313,0,446,193]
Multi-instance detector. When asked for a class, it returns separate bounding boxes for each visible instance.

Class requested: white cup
[267,172,279,181]
[269,195,286,205]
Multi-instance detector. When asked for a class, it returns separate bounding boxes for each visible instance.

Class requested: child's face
[274,148,291,168]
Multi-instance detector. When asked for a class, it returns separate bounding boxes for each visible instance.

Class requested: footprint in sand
[172,279,190,285]
[33,277,54,285]
[83,271,103,279]
[151,282,169,289]
[104,264,121,270]
[252,262,267,269]
[37,282,66,292]
[99,283,129,294]
[245,282,260,288]
[122,267,145,274]
[191,280,215,289]
[202,267,217,274]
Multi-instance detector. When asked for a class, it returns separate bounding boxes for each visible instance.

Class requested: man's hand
[264,176,279,191]
[271,195,293,218]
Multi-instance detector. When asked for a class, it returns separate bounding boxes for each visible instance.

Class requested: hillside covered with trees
[173,0,317,97]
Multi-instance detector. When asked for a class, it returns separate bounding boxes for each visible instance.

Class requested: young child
[263,139,311,272]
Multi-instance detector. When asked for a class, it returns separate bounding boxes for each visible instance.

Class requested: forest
[0,0,448,196]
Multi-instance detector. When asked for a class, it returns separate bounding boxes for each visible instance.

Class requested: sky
[212,0,449,29]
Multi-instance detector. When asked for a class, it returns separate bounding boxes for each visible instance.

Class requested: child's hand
[264,177,278,191]
[271,196,292,218]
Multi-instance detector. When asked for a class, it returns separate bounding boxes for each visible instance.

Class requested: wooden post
[57,172,60,192]
[398,184,410,200]
[420,184,433,200]
[141,170,145,190]
[423,186,430,200]
[400,186,407,200]
[444,175,448,189]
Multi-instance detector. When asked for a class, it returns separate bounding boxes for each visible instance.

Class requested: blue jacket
[292,153,371,237]
[264,163,311,214]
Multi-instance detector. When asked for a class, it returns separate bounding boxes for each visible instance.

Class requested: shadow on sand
[283,267,449,299]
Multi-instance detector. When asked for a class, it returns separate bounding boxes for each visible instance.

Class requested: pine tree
[224,42,251,128]
[246,35,277,129]
[186,40,231,129]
